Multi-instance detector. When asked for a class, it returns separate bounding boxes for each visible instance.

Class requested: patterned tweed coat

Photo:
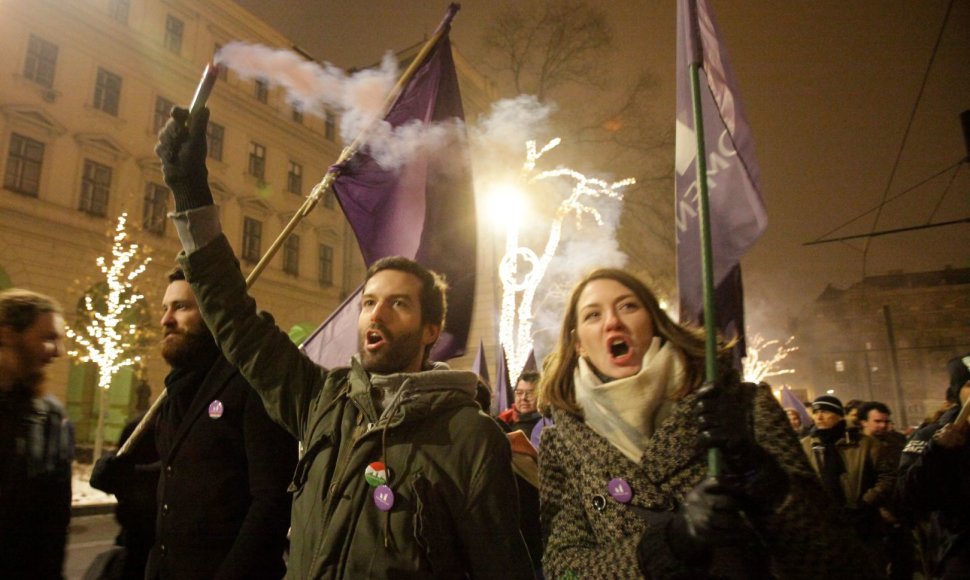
[539,381,877,579]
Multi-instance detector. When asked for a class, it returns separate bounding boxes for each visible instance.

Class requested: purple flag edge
[299,286,362,370]
[492,345,513,416]
[471,339,490,385]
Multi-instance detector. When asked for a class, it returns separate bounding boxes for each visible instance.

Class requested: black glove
[154,106,213,212]
[635,477,751,576]
[695,380,789,515]
[90,451,136,494]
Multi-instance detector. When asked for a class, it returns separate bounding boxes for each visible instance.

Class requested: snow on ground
[72,463,116,507]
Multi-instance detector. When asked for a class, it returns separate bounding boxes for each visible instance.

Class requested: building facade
[792,266,970,428]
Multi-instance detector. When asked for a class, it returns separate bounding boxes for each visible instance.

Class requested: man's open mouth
[365,330,386,350]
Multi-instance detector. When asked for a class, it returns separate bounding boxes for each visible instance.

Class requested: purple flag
[523,349,538,376]
[780,387,812,429]
[301,7,476,367]
[492,345,513,416]
[471,340,490,385]
[675,0,767,356]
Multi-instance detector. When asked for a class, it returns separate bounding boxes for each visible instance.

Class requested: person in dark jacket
[93,268,297,579]
[801,395,896,572]
[155,105,533,578]
[0,288,73,579]
[90,413,159,580]
[897,353,970,579]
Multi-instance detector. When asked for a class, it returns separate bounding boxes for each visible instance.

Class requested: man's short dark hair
[517,370,541,385]
[167,267,186,283]
[0,289,62,332]
[858,401,891,422]
[364,257,447,329]
[844,399,863,414]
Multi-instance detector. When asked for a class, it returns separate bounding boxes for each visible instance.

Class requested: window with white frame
[4,133,45,196]
[207,122,224,162]
[93,67,122,116]
[248,142,265,179]
[324,110,336,141]
[23,35,58,88]
[283,234,300,276]
[287,161,302,194]
[318,244,334,286]
[254,79,268,103]
[108,0,129,24]
[153,96,175,134]
[142,182,168,234]
[242,217,262,262]
[164,15,184,54]
[80,159,112,216]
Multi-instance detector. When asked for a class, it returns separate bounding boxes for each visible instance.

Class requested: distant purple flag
[675,0,767,357]
[301,6,476,367]
[780,387,812,429]
[492,345,513,416]
[471,340,490,385]
[522,349,538,376]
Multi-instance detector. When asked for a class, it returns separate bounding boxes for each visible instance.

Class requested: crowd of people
[0,104,967,579]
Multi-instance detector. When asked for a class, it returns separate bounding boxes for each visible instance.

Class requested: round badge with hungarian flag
[365,461,388,487]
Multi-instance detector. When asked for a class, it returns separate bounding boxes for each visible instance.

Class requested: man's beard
[359,324,425,374]
[161,327,218,368]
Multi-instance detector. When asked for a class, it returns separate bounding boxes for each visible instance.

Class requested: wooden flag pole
[116,5,461,458]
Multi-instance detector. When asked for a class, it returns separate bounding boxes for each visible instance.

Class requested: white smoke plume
[214,42,462,171]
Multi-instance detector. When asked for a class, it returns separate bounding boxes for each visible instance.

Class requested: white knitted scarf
[574,337,685,462]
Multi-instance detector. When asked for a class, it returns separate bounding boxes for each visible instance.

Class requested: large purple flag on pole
[675,0,767,355]
[301,10,476,367]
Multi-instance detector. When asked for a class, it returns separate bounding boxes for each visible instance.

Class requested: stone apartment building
[791,266,970,428]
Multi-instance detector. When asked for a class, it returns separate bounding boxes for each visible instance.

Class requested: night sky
[232,0,970,337]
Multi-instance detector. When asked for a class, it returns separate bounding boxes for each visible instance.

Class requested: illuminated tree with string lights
[67,213,152,459]
[491,138,635,383]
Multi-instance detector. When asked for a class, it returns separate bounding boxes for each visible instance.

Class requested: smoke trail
[214,42,462,170]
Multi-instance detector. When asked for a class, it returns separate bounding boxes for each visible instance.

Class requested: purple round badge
[373,485,395,512]
[207,400,224,419]
[607,477,632,504]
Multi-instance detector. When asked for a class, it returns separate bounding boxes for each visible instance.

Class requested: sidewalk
[71,462,117,517]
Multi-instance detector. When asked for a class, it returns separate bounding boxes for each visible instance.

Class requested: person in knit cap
[801,394,895,571]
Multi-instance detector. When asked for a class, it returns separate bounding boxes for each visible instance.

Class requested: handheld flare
[188,62,220,120]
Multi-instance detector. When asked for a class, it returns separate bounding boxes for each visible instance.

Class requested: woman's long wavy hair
[538,268,733,417]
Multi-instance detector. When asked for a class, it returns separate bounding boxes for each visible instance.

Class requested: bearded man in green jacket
[155,107,533,579]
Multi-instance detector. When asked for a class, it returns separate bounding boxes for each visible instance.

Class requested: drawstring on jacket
[377,378,412,549]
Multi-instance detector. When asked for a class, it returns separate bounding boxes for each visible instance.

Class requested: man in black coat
[93,268,297,579]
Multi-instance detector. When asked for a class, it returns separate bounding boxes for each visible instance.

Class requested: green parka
[180,235,533,579]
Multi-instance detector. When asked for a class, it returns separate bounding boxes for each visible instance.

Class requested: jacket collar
[553,389,704,484]
[347,357,480,429]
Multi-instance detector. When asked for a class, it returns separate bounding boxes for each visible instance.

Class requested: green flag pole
[686,0,723,477]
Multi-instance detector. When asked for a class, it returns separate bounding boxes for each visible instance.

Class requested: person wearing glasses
[499,370,543,436]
